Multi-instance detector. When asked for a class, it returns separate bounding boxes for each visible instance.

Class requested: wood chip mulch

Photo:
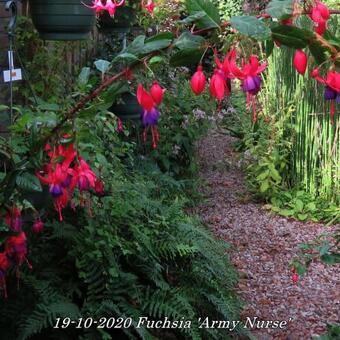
[195,130,340,340]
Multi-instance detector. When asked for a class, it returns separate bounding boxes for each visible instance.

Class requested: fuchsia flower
[309,0,330,35]
[37,141,98,221]
[0,252,10,298]
[95,179,105,196]
[137,83,165,149]
[5,232,31,269]
[293,50,308,75]
[142,0,156,16]
[105,0,125,17]
[83,0,106,15]
[83,0,125,17]
[311,68,340,122]
[5,207,22,232]
[71,158,97,192]
[117,117,124,133]
[214,49,234,79]
[209,69,228,102]
[191,65,206,95]
[291,267,299,284]
[32,220,44,234]
[228,49,267,122]
[150,81,165,105]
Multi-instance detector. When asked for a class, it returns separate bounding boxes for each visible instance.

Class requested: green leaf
[295,262,307,275]
[16,172,42,192]
[308,41,328,64]
[260,180,269,192]
[143,32,174,54]
[297,213,308,221]
[279,209,294,217]
[101,82,129,104]
[271,25,314,48]
[321,254,340,265]
[78,67,91,86]
[170,47,205,67]
[37,102,60,111]
[94,59,111,75]
[256,170,269,181]
[186,0,221,29]
[113,53,139,64]
[231,16,271,40]
[180,11,207,24]
[319,242,331,256]
[173,32,205,50]
[270,167,281,182]
[149,56,164,65]
[295,199,304,212]
[266,0,293,20]
[0,105,9,111]
[125,35,146,55]
[265,39,275,57]
[306,202,317,211]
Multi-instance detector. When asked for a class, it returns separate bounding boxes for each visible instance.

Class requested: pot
[30,0,95,41]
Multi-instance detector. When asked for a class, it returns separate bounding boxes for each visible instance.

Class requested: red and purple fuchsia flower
[228,49,267,122]
[36,140,99,221]
[311,68,340,123]
[1,206,41,297]
[83,0,125,17]
[0,230,32,298]
[137,82,165,149]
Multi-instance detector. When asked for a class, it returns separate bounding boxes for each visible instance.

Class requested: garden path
[196,130,339,340]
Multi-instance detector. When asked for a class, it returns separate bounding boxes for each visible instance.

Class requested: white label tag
[3,68,22,82]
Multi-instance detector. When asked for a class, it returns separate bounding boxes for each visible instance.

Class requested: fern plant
[0,111,241,340]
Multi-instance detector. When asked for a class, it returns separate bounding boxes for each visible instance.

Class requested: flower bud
[191,65,206,96]
[32,220,44,234]
[293,50,308,75]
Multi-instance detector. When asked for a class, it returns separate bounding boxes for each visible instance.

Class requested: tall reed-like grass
[259,31,339,203]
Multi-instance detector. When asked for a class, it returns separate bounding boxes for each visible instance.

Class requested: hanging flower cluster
[36,140,104,221]
[83,0,125,17]
[84,0,156,17]
[0,206,40,298]
[137,81,165,148]
[190,49,267,122]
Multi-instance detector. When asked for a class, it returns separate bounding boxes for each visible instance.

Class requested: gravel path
[196,130,339,340]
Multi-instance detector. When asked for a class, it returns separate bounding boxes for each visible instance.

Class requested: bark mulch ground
[195,130,339,340]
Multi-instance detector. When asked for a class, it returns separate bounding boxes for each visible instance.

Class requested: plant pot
[109,92,143,122]
[97,6,135,33]
[29,0,95,41]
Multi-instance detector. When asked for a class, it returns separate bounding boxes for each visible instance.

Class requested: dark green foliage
[0,111,241,339]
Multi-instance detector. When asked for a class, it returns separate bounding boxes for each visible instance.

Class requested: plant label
[3,68,22,82]
[3,50,22,82]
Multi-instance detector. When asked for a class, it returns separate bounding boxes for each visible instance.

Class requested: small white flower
[172,144,181,155]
